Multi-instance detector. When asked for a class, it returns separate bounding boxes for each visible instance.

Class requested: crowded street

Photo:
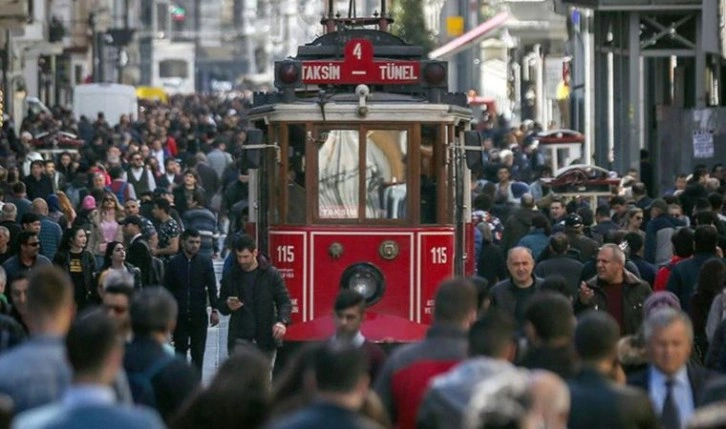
[1,0,726,428]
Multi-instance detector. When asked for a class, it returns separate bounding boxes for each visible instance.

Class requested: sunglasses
[25,242,40,247]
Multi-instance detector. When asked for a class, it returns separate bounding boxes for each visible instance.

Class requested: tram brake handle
[356,85,371,117]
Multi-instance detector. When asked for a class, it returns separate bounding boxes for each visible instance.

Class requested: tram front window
[365,130,407,219]
[318,130,360,219]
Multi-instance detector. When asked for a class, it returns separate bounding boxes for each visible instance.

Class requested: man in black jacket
[490,247,544,327]
[575,244,651,336]
[569,311,658,429]
[164,228,219,372]
[122,215,153,287]
[218,234,291,363]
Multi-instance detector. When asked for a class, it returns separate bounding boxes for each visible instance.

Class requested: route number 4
[277,245,295,263]
[352,42,362,60]
[430,247,447,264]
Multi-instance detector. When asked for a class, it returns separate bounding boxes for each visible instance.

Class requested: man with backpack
[106,165,135,204]
[124,287,199,423]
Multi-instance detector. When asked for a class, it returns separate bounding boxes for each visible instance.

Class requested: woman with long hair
[55,190,77,227]
[53,226,98,309]
[625,208,645,239]
[87,191,124,268]
[96,241,142,292]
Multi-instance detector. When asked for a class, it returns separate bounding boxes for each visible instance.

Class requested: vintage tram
[243,9,480,343]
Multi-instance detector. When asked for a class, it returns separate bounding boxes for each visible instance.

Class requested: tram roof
[247,101,471,124]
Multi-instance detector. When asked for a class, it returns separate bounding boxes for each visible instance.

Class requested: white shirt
[331,331,366,348]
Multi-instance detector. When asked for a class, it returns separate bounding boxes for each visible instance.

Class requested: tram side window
[318,130,360,219]
[365,130,407,219]
[287,124,306,224]
[421,125,438,224]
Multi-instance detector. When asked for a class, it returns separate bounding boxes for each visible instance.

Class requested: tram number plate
[301,39,421,85]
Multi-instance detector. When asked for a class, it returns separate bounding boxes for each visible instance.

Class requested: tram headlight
[340,263,385,306]
[422,61,447,87]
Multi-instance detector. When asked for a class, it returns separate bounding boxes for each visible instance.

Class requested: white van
[72,84,138,127]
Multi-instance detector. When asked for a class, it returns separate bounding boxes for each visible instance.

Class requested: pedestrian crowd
[0,102,724,429]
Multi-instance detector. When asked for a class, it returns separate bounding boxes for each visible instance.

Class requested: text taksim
[303,63,341,81]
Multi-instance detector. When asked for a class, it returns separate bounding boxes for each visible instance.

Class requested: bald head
[507,247,535,287]
[521,193,535,209]
[1,203,16,221]
[528,370,570,429]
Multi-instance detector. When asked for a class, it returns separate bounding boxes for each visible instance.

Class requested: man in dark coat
[490,247,544,327]
[500,193,538,252]
[122,216,153,286]
[217,234,291,362]
[164,228,219,372]
[22,160,53,201]
[124,288,199,423]
[269,344,383,429]
[667,225,720,311]
[569,311,658,429]
[628,308,722,429]
[534,233,583,296]
[575,244,651,336]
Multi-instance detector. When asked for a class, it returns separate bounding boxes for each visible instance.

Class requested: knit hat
[46,194,61,213]
[643,291,681,317]
[82,195,96,210]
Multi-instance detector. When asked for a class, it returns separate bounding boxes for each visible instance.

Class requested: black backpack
[128,355,175,408]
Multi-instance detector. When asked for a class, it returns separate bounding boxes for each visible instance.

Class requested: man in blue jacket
[164,228,219,371]
[13,310,164,429]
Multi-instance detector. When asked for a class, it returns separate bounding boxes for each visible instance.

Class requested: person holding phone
[218,234,291,365]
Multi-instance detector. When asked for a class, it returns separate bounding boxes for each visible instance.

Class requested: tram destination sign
[301,39,421,85]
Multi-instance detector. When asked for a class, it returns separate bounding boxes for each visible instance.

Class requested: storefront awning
[428,12,510,60]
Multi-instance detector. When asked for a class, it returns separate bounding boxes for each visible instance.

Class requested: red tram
[243,8,480,344]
